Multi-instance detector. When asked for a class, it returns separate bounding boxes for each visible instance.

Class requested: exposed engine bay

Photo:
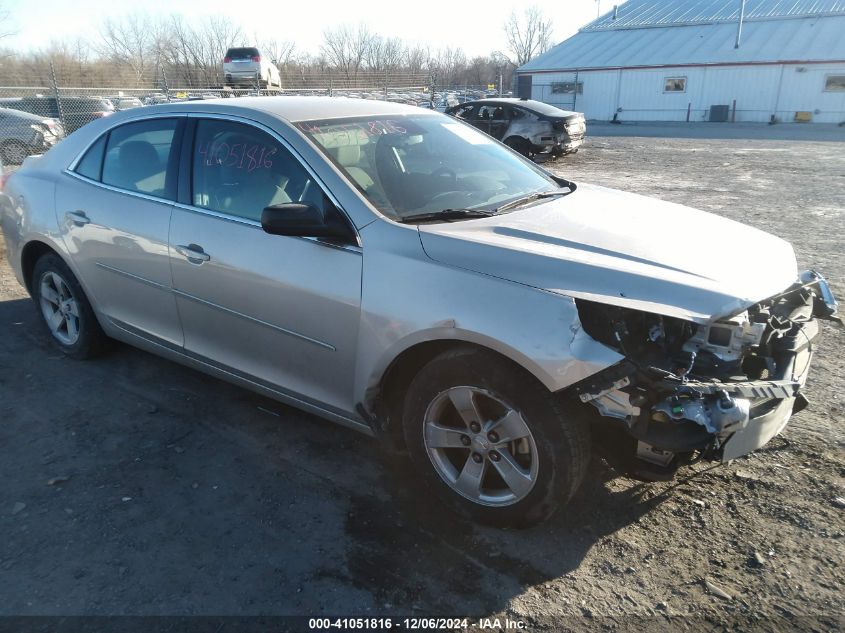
[572,271,839,478]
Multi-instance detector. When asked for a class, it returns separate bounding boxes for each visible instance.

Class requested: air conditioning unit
[709,105,730,122]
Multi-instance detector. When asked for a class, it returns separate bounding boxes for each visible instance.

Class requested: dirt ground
[0,130,843,631]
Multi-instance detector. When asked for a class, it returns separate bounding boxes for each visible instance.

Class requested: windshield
[297,114,559,220]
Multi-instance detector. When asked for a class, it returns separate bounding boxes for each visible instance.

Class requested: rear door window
[101,118,180,199]
[477,104,500,121]
[451,104,478,120]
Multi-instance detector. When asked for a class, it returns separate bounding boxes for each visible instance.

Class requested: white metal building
[517,0,845,123]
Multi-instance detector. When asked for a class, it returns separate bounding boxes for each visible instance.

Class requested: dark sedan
[446,98,586,157]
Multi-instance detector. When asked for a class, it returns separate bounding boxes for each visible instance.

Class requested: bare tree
[365,35,405,75]
[158,14,243,87]
[320,23,374,80]
[429,46,467,86]
[262,38,296,67]
[504,6,554,67]
[97,14,158,85]
[0,1,14,41]
[405,44,430,75]
[0,12,512,92]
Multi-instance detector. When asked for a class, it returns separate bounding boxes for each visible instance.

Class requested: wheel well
[372,340,548,443]
[20,240,59,294]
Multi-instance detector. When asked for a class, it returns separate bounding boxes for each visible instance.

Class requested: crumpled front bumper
[576,271,836,466]
[683,320,817,462]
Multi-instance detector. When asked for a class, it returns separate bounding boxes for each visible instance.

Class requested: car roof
[0,106,48,121]
[142,96,433,123]
[455,98,579,117]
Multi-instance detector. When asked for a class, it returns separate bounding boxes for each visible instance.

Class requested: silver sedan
[0,98,836,526]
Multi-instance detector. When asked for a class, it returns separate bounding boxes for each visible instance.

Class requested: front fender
[353,219,623,414]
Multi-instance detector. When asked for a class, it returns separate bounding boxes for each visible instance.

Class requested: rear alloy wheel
[32,253,106,359]
[403,347,590,527]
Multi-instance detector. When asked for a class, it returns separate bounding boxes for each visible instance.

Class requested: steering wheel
[432,167,457,184]
[427,189,475,206]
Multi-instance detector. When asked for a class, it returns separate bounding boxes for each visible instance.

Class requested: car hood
[417,183,797,323]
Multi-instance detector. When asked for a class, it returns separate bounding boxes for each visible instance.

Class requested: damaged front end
[572,271,838,478]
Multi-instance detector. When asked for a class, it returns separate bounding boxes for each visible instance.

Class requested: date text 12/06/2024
[308,617,527,630]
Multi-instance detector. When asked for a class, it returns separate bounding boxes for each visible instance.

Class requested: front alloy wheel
[424,386,539,506]
[403,347,591,527]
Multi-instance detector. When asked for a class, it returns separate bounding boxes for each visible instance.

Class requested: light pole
[491,51,509,97]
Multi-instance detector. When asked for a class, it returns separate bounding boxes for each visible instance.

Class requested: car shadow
[0,295,685,617]
[339,452,671,615]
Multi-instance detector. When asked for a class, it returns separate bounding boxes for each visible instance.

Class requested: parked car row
[107,96,144,111]
[0,107,65,165]
[0,91,586,166]
[0,96,114,135]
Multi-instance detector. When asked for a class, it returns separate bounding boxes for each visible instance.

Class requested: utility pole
[49,61,65,130]
[429,70,437,109]
[596,0,601,19]
[735,0,747,48]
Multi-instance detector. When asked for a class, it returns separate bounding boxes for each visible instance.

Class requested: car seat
[336,145,374,192]
[111,140,163,194]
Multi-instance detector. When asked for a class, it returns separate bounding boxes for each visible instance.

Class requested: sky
[2,0,615,58]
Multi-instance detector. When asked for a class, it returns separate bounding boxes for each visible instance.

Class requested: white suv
[223,47,280,89]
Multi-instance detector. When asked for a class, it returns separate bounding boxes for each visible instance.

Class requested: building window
[824,75,845,92]
[664,77,687,93]
[551,81,583,95]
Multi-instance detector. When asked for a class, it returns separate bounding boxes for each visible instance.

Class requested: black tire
[402,347,590,528]
[504,136,531,157]
[31,253,107,359]
[1,139,30,165]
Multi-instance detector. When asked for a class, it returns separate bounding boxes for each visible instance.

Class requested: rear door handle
[175,244,211,264]
[66,210,90,226]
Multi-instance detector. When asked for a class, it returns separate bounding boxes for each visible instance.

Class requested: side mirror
[260,202,354,242]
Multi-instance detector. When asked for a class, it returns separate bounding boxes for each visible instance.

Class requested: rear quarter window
[74,135,107,181]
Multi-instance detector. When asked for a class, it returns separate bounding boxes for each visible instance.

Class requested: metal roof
[582,0,845,30]
[520,0,845,72]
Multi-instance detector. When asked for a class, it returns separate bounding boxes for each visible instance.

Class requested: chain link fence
[0,62,519,171]
[0,67,452,168]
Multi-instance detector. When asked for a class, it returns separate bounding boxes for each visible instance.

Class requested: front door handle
[66,210,90,227]
[175,244,211,264]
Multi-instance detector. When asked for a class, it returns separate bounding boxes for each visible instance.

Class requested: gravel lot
[0,128,843,630]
